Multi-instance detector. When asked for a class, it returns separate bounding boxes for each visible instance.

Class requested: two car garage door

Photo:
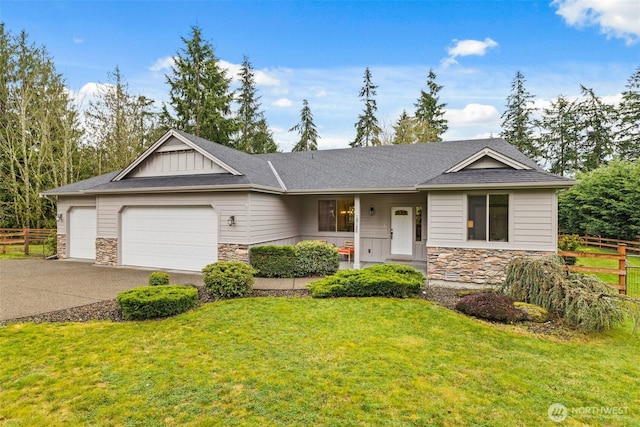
[121,206,218,272]
[68,206,218,271]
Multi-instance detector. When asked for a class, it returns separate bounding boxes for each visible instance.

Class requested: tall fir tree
[289,99,319,151]
[414,68,448,141]
[85,67,159,174]
[160,26,238,146]
[575,85,615,172]
[351,67,382,147]
[500,71,539,160]
[235,56,278,153]
[392,110,415,145]
[536,95,580,176]
[617,67,640,161]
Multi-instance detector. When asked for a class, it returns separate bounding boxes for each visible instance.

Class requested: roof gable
[113,130,242,181]
[445,147,533,173]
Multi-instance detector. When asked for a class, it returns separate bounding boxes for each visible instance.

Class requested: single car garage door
[121,206,218,271]
[69,207,97,260]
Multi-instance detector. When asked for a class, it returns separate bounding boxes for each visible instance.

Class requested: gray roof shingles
[43,131,574,195]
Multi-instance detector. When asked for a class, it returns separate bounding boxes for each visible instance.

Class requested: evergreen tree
[351,67,382,147]
[235,56,278,153]
[500,71,539,160]
[414,68,448,141]
[575,85,615,172]
[536,95,580,176]
[617,67,640,161]
[289,99,319,151]
[161,26,237,145]
[392,110,415,145]
[0,26,82,228]
[84,67,159,174]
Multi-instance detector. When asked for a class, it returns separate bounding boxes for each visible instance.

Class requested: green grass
[574,246,640,297]
[1,298,638,426]
[0,244,51,259]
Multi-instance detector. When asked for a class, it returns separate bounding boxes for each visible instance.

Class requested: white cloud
[73,37,83,44]
[316,89,328,98]
[442,38,499,66]
[445,103,500,127]
[69,82,111,107]
[272,97,293,108]
[149,56,175,72]
[552,0,640,45]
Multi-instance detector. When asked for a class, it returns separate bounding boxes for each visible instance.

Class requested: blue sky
[2,0,639,151]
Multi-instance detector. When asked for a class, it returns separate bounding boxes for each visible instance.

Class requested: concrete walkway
[0,259,314,321]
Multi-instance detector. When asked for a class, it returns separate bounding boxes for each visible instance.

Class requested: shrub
[116,285,198,320]
[500,256,625,331]
[514,302,549,323]
[455,292,525,323]
[308,264,424,298]
[44,232,57,257]
[202,261,256,299]
[250,245,297,278]
[558,234,582,265]
[294,240,339,277]
[148,271,170,286]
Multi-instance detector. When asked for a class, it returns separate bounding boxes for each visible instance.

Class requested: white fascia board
[84,184,284,195]
[112,130,242,181]
[445,148,533,173]
[416,181,575,190]
[283,187,420,195]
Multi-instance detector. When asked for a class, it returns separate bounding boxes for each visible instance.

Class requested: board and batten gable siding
[247,193,300,245]
[129,150,228,177]
[57,196,96,235]
[427,189,557,251]
[95,192,250,244]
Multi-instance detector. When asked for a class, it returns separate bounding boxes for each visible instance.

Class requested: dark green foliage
[559,161,640,240]
[202,261,256,299]
[294,240,339,277]
[289,99,319,151]
[148,272,170,286]
[455,292,525,323]
[414,68,448,142]
[308,264,424,298]
[44,232,57,256]
[116,285,198,320]
[250,245,297,278]
[500,71,539,161]
[351,67,382,147]
[617,66,640,161]
[500,256,624,331]
[557,234,582,265]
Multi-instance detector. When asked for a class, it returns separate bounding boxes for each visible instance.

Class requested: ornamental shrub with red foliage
[455,292,525,323]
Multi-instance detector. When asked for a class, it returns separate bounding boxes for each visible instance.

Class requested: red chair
[337,240,355,263]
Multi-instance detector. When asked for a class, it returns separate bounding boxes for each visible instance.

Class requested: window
[318,199,354,232]
[467,194,508,242]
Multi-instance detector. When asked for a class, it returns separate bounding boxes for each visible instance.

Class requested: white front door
[391,207,413,256]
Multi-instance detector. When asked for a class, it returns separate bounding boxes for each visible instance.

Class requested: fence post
[619,244,627,295]
[24,227,30,256]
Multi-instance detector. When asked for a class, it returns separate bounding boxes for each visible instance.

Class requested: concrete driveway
[0,259,204,321]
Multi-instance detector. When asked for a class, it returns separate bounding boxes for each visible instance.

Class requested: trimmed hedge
[116,285,198,320]
[294,240,339,277]
[148,272,170,286]
[250,241,339,278]
[250,245,297,278]
[455,292,525,323]
[308,264,424,298]
[202,261,256,299]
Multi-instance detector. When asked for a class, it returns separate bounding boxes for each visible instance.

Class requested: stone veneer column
[427,247,554,285]
[218,244,250,262]
[96,238,118,266]
[57,234,66,259]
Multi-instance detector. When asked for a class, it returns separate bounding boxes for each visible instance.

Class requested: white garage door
[121,206,218,271]
[69,207,96,260]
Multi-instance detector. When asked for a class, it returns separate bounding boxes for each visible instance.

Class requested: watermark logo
[548,403,629,423]
[548,403,568,422]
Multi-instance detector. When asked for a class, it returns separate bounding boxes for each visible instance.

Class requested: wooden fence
[559,244,627,294]
[0,228,56,255]
[560,234,640,254]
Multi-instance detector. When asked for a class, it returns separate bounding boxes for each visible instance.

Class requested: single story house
[43,129,574,284]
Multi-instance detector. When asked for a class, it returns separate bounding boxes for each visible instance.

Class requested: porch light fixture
[227,216,236,227]
[369,207,375,216]
[56,213,63,222]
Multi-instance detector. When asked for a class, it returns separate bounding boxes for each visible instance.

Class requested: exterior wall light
[56,213,64,222]
[227,216,236,226]
[369,207,375,216]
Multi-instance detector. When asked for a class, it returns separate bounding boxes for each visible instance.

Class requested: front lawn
[1,298,637,426]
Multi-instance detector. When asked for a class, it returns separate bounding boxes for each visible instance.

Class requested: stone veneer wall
[218,244,250,263]
[96,238,118,266]
[427,247,554,285]
[57,234,66,259]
